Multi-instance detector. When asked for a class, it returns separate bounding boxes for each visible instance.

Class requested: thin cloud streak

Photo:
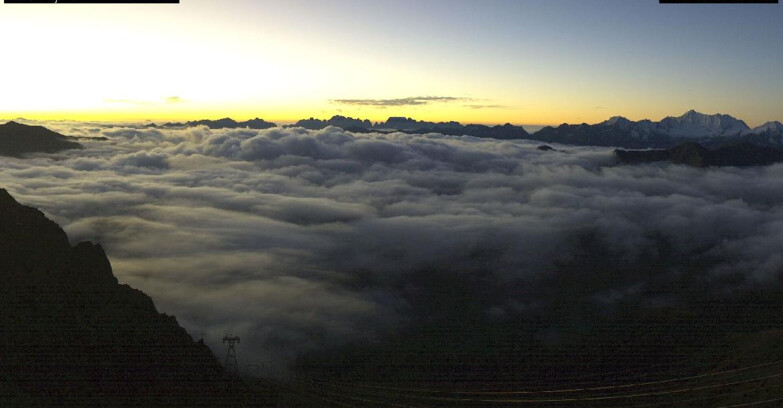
[330,96,469,107]
[464,104,515,110]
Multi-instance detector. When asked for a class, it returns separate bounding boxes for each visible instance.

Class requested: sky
[1,0,782,126]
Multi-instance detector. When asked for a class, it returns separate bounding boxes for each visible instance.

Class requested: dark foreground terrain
[3,186,783,407]
[0,189,262,407]
[253,329,783,407]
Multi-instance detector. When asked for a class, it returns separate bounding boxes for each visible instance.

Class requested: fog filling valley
[3,121,783,377]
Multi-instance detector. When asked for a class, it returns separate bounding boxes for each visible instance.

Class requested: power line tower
[223,334,240,375]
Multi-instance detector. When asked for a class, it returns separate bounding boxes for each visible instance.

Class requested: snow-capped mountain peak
[658,110,751,138]
[753,121,783,133]
[601,116,634,128]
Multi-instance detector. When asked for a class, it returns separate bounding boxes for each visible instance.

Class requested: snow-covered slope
[753,121,783,133]
[601,116,634,128]
[600,110,755,138]
[657,110,751,138]
[533,111,782,148]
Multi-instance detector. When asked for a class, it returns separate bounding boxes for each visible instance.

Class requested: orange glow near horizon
[0,101,555,127]
[2,98,774,129]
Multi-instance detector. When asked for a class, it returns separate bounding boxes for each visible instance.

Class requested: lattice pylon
[223,335,240,374]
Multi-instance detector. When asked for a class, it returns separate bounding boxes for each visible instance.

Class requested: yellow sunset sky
[1,0,782,127]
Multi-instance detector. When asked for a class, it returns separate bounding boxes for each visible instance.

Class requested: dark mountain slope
[0,121,82,156]
[163,118,277,129]
[615,142,783,167]
[288,115,372,130]
[0,189,261,407]
[531,111,783,149]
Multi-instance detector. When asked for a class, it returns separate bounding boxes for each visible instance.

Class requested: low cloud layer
[3,121,783,376]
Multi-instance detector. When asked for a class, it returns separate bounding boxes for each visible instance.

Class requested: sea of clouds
[2,121,783,375]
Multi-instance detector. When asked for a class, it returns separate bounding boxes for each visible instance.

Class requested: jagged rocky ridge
[287,115,373,132]
[0,121,82,156]
[614,142,783,168]
[0,189,259,407]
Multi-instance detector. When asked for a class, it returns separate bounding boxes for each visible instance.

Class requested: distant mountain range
[281,115,530,139]
[158,115,532,140]
[148,111,783,148]
[0,121,82,156]
[4,110,783,151]
[605,110,752,138]
[286,115,373,132]
[160,117,277,130]
[532,110,783,148]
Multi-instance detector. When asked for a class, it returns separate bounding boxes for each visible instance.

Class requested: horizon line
[0,115,553,130]
[1,109,780,130]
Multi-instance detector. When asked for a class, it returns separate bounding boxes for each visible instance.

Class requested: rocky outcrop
[288,115,373,130]
[0,121,82,156]
[0,189,259,407]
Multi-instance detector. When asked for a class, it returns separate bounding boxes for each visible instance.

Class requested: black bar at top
[5,0,179,3]
[660,0,777,3]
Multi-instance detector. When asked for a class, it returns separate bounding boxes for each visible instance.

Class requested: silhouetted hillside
[0,121,82,156]
[430,123,530,140]
[374,116,463,132]
[372,117,530,140]
[163,118,277,129]
[0,189,262,407]
[615,142,783,167]
[531,122,678,148]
